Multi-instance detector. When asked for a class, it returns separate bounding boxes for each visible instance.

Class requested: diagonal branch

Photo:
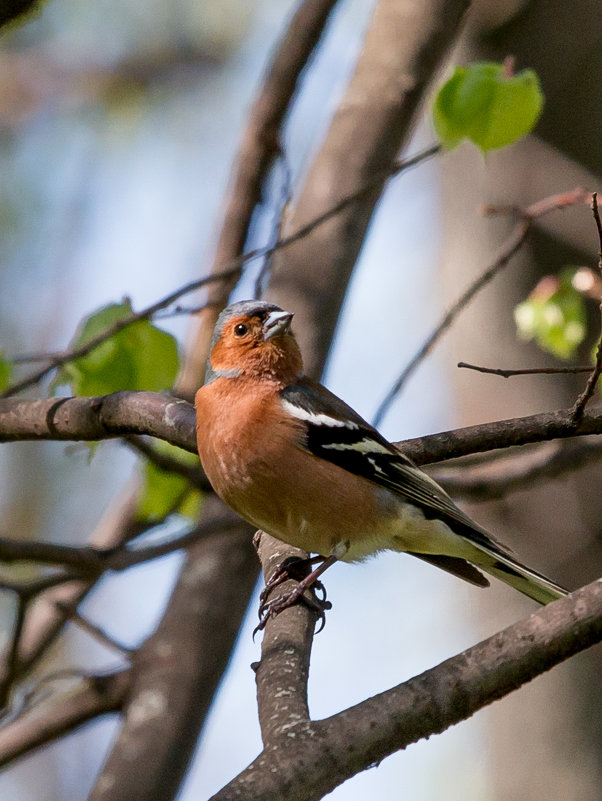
[0,0,39,29]
[571,192,602,423]
[87,499,257,801]
[212,579,602,801]
[374,187,591,426]
[0,515,238,574]
[179,0,341,393]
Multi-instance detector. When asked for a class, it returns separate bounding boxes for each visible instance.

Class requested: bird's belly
[212,449,400,560]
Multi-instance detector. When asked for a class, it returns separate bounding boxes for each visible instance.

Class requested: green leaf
[0,353,12,391]
[514,270,587,359]
[135,442,202,524]
[433,62,544,152]
[53,301,179,395]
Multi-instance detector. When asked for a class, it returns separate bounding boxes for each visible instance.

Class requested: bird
[195,299,568,627]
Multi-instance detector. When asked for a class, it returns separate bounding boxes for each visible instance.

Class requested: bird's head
[206,300,303,385]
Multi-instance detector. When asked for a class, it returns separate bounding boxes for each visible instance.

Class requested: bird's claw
[254,583,332,637]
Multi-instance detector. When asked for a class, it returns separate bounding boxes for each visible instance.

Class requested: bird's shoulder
[279,377,406,462]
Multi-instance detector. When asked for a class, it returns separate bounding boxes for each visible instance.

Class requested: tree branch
[0,670,131,769]
[458,361,595,378]
[124,435,209,489]
[178,0,340,395]
[0,392,196,450]
[0,0,39,29]
[430,439,602,501]
[3,391,602,466]
[212,579,602,801]
[373,187,591,426]
[571,192,602,423]
[87,499,257,801]
[0,516,237,574]
[253,532,316,744]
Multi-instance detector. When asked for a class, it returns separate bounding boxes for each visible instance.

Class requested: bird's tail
[471,542,568,605]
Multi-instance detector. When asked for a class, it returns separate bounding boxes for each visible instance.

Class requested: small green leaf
[135,442,202,524]
[53,301,179,395]
[514,270,587,359]
[0,353,12,391]
[433,61,544,152]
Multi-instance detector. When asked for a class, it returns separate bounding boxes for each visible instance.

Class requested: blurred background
[0,0,601,799]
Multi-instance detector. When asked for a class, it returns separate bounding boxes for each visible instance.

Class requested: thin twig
[374,187,591,426]
[2,287,231,398]
[254,152,293,299]
[3,145,441,400]
[54,602,134,656]
[458,361,594,378]
[571,192,602,424]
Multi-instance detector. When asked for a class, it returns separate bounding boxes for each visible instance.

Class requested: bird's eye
[233,323,248,337]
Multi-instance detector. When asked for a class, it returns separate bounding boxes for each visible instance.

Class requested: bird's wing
[279,379,512,557]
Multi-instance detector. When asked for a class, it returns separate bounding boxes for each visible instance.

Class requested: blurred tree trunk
[440,2,602,797]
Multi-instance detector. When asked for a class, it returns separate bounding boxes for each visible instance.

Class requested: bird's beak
[263,310,294,340]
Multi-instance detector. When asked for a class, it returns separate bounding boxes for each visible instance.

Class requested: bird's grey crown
[205,300,285,384]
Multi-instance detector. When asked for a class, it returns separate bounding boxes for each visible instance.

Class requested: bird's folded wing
[279,379,513,557]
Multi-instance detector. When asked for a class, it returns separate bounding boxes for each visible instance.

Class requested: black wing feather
[280,379,513,558]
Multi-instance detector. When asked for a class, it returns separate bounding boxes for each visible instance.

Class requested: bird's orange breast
[195,377,398,559]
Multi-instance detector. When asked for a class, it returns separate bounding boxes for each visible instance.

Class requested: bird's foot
[254,582,332,636]
[258,555,326,608]
[254,553,338,637]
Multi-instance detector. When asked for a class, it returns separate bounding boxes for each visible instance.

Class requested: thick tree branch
[0,0,40,29]
[253,532,316,744]
[399,404,602,464]
[87,499,257,801]
[212,579,602,801]
[3,391,602,467]
[0,392,196,451]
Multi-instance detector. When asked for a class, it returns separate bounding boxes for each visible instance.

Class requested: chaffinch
[195,300,567,626]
